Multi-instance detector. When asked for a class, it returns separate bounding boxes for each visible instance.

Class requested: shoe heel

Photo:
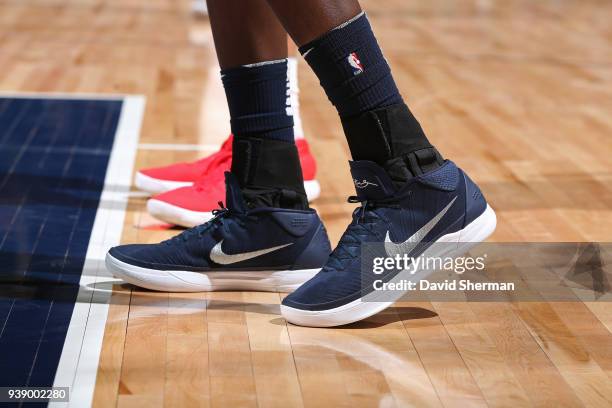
[292,222,332,270]
[459,204,497,243]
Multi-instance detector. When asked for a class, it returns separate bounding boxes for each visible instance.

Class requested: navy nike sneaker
[281,160,496,327]
[105,173,331,292]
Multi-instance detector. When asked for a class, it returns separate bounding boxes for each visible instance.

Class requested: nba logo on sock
[347,52,364,75]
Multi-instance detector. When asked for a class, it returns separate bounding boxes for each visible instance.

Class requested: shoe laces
[165,201,248,244]
[195,136,232,163]
[326,191,411,271]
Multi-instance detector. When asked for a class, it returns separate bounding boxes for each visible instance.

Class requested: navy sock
[221,59,294,143]
[300,13,442,177]
[299,12,401,119]
[221,59,307,209]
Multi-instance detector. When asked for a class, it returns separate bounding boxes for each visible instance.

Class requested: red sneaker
[135,136,234,194]
[147,138,321,227]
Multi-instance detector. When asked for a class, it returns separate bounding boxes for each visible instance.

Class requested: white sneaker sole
[280,205,497,328]
[135,172,192,194]
[105,253,319,292]
[136,171,322,198]
[304,179,321,203]
[147,179,321,228]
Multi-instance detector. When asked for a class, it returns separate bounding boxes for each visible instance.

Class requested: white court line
[42,94,146,408]
[138,142,219,151]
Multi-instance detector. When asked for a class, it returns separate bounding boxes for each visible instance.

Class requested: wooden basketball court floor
[1,0,612,406]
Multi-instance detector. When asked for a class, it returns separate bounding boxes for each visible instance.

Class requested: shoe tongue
[349,160,397,200]
[224,172,247,213]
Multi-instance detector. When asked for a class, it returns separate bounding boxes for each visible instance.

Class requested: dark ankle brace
[341,103,444,184]
[231,136,308,210]
[384,148,444,186]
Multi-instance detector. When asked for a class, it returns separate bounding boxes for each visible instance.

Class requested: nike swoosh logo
[209,240,293,265]
[384,197,457,257]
